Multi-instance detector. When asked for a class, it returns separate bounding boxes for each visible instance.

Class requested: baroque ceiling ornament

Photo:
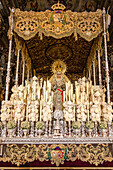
[13,1,103,41]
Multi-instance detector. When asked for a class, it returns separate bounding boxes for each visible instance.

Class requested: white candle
[76,86,78,104]
[49,95,51,102]
[91,88,94,102]
[26,104,28,121]
[28,84,30,94]
[73,94,75,103]
[40,78,43,88]
[43,81,46,100]
[40,101,42,121]
[49,82,51,93]
[75,82,76,100]
[38,87,40,100]
[87,81,89,96]
[66,82,68,101]
[71,84,73,100]
[82,86,85,103]
[69,90,71,101]
[46,90,48,102]
[63,91,65,102]
[52,91,54,101]
[87,105,89,122]
[81,85,82,103]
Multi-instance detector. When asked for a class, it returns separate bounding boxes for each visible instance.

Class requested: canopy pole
[5,8,14,101]
[89,69,91,81]
[93,61,96,86]
[98,50,102,86]
[103,8,110,103]
[15,49,20,86]
[22,61,25,86]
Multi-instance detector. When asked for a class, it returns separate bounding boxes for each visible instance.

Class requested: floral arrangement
[99,121,107,129]
[76,104,87,122]
[72,121,81,129]
[42,102,53,121]
[7,121,16,129]
[14,101,25,122]
[90,104,101,122]
[1,101,12,121]
[28,100,39,122]
[36,121,44,129]
[21,121,30,129]
[63,101,75,121]
[86,121,94,129]
[102,103,113,122]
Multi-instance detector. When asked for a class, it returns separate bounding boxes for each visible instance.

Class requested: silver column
[5,8,14,101]
[103,8,110,103]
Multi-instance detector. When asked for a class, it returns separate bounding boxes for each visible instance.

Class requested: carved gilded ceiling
[25,33,93,79]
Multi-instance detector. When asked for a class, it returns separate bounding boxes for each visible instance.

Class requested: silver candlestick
[108,121,111,137]
[30,121,34,137]
[68,121,71,137]
[94,121,98,137]
[44,121,48,137]
[2,121,7,137]
[64,121,67,137]
[17,120,20,137]
[35,127,37,137]
[81,121,85,137]
[49,121,52,137]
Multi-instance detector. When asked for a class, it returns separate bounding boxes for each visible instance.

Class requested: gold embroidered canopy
[14,6,103,41]
[9,1,104,80]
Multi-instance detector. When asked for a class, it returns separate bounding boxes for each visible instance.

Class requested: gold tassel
[107,29,110,42]
[15,48,17,56]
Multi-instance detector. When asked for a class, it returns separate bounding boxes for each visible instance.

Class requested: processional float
[0,1,113,167]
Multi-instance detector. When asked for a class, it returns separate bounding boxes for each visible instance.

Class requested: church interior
[0,0,113,169]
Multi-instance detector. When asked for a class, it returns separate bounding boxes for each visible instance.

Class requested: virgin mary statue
[49,60,70,111]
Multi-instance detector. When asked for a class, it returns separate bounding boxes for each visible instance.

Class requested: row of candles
[1,76,107,122]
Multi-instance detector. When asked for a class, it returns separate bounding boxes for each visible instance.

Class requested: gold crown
[51,1,66,11]
[52,60,66,74]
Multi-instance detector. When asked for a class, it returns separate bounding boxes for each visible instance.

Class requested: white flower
[16,108,21,113]
[16,113,21,119]
[77,109,80,113]
[1,115,6,121]
[32,108,35,112]
[35,109,38,113]
[68,108,72,113]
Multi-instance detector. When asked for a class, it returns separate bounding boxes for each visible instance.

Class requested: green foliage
[36,121,44,129]
[7,121,16,129]
[86,121,94,129]
[72,121,81,129]
[99,121,107,129]
[21,121,30,129]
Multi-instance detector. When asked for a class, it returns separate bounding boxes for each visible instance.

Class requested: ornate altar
[0,1,113,167]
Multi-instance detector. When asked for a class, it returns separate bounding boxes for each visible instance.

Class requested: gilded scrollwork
[13,2,103,41]
[14,9,40,40]
[0,144,112,167]
[76,10,102,41]
[41,10,74,39]
[78,144,113,166]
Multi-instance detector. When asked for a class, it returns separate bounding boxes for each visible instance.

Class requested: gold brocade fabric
[13,9,103,41]
[0,144,112,167]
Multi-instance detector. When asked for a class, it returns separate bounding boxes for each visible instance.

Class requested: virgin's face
[57,74,61,79]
